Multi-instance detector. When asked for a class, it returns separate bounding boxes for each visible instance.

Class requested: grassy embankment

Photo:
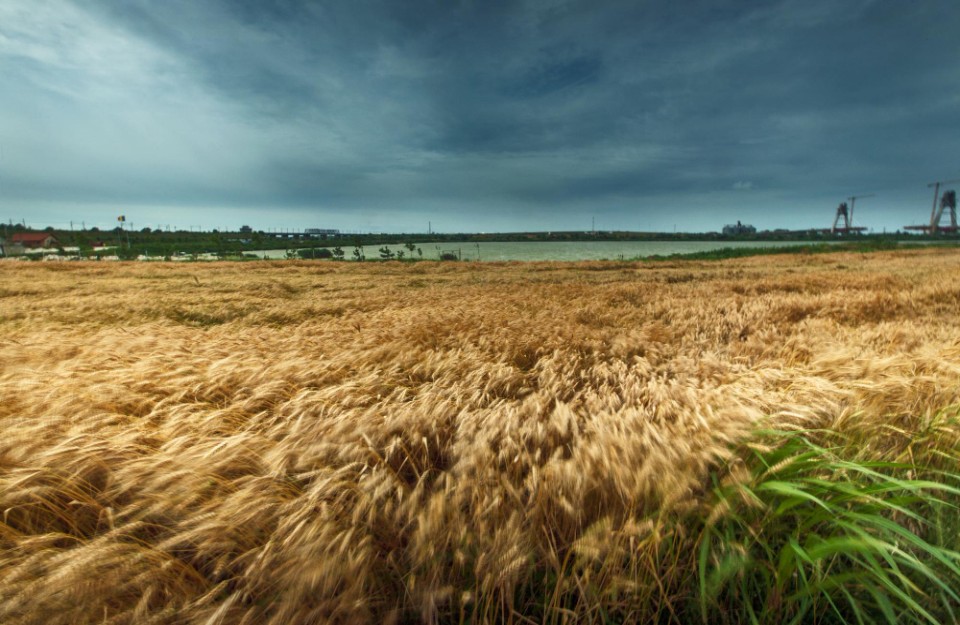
[641,239,960,262]
[2,249,960,623]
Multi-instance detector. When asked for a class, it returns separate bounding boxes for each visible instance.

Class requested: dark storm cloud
[1,0,958,231]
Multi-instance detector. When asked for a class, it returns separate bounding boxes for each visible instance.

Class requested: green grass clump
[698,428,960,625]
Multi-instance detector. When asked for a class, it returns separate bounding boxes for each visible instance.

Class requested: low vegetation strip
[2,249,960,623]
[638,239,960,262]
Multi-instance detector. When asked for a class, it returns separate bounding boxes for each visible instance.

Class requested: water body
[251,240,836,262]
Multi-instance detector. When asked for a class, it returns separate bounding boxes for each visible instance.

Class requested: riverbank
[4,224,957,261]
[640,238,960,261]
[9,237,957,263]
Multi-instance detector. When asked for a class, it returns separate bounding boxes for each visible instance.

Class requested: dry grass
[2,249,960,623]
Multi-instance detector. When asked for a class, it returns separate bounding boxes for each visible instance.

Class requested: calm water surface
[253,240,836,261]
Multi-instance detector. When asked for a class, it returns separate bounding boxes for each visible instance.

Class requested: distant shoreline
[5,238,959,264]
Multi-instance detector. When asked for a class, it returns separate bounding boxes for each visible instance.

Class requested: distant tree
[417,247,423,259]
[396,250,405,260]
[141,227,151,233]
[352,246,365,261]
[379,246,395,260]
[240,225,253,233]
[295,248,330,260]
[333,246,344,260]
[404,242,416,255]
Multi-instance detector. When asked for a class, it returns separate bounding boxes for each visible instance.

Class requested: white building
[722,221,756,235]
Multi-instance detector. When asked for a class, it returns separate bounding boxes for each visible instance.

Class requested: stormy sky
[1,0,958,233]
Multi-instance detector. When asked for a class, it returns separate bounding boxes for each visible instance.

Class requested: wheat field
[2,249,960,624]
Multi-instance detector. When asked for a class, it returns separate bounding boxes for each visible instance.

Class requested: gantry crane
[904,178,960,233]
[831,201,851,232]
[830,194,872,233]
[928,179,960,232]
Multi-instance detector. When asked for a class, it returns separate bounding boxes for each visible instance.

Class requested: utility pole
[928,179,960,232]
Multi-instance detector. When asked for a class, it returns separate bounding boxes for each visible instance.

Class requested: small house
[12,232,60,249]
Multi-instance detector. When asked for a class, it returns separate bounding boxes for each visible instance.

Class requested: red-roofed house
[11,232,60,249]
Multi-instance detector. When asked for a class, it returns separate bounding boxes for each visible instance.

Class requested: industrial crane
[847,193,875,228]
[928,179,960,232]
[831,202,851,232]
[830,193,872,233]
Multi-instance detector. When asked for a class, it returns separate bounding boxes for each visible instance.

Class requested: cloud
[1,0,958,232]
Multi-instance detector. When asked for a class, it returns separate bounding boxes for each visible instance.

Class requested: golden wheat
[2,249,960,623]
